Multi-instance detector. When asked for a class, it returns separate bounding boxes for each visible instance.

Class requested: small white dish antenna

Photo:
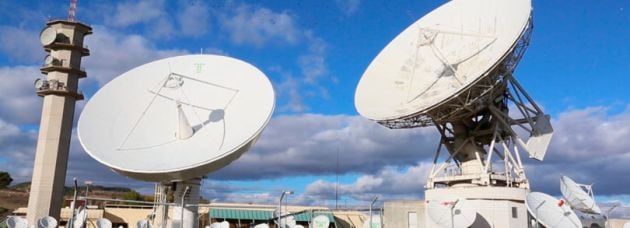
[37,216,58,228]
[78,54,275,182]
[39,27,58,45]
[560,175,602,214]
[294,225,305,228]
[6,216,27,228]
[219,221,229,228]
[136,219,151,228]
[253,224,269,228]
[526,192,582,228]
[312,215,330,228]
[285,216,296,228]
[96,218,112,228]
[73,207,87,228]
[209,222,221,228]
[362,216,381,228]
[427,198,476,228]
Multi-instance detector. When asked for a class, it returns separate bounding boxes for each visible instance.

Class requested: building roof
[208,208,335,223]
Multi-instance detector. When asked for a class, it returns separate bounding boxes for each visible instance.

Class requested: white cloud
[209,114,437,180]
[83,25,188,86]
[0,66,43,124]
[0,26,42,64]
[305,162,432,202]
[178,1,211,37]
[108,0,167,28]
[219,3,300,47]
[299,31,328,84]
[335,0,361,16]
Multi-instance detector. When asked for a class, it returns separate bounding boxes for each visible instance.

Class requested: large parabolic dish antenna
[78,55,275,182]
[355,0,531,123]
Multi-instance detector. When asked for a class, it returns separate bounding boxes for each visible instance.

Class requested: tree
[122,190,143,202]
[0,172,12,189]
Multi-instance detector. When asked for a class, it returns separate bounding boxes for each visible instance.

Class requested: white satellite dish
[427,198,476,228]
[136,219,151,228]
[78,54,275,181]
[362,216,380,228]
[96,218,112,228]
[6,216,27,228]
[560,175,602,214]
[219,221,229,228]
[526,192,582,228]
[73,207,87,228]
[355,0,531,122]
[209,222,221,228]
[39,27,58,45]
[285,216,296,228]
[312,215,330,228]
[253,224,269,228]
[37,216,58,228]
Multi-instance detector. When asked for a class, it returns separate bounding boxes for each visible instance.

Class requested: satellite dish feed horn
[177,102,194,140]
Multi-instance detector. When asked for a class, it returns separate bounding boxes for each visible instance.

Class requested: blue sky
[0,0,628,216]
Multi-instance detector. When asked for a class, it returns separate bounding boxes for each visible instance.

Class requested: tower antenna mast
[68,0,77,22]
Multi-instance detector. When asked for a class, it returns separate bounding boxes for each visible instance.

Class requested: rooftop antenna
[68,0,77,22]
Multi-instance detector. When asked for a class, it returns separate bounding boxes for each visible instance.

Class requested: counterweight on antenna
[68,0,77,22]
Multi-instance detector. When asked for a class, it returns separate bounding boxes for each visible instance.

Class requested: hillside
[0,182,151,221]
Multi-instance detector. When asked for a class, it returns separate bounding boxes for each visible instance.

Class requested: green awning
[293,212,335,223]
[209,209,273,221]
[208,209,335,223]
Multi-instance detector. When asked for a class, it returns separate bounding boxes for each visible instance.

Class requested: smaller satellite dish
[295,225,305,228]
[73,207,87,228]
[219,221,229,228]
[37,216,58,228]
[136,219,151,228]
[39,27,58,46]
[427,198,476,228]
[253,224,269,228]
[362,216,380,228]
[560,175,602,214]
[6,216,27,228]
[44,55,60,66]
[526,192,582,228]
[285,216,296,228]
[96,218,112,228]
[312,215,330,228]
[209,222,221,228]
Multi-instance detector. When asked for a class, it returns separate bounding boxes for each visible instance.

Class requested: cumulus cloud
[178,1,211,37]
[82,25,188,86]
[305,162,432,202]
[219,3,300,47]
[0,66,43,125]
[0,26,42,64]
[107,0,167,28]
[208,114,437,180]
[0,118,38,181]
[335,0,361,16]
[526,106,630,196]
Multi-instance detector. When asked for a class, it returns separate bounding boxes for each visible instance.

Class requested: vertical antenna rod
[68,0,77,22]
